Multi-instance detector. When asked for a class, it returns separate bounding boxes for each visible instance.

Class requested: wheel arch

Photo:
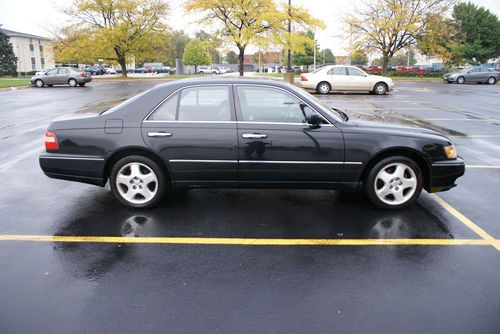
[103,146,171,184]
[360,147,431,191]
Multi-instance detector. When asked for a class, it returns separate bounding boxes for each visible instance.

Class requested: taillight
[300,75,308,81]
[44,131,59,151]
[80,73,87,77]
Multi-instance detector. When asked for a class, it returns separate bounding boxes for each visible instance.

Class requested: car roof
[153,76,294,89]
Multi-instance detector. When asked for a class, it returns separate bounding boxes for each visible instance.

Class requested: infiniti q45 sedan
[39,78,464,209]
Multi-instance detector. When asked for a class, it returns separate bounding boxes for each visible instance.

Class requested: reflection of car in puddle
[121,215,152,237]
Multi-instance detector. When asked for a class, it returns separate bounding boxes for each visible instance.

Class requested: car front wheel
[110,155,166,208]
[35,79,44,88]
[365,156,423,210]
[457,76,465,84]
[373,82,388,95]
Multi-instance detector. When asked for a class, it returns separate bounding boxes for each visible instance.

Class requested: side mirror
[308,114,322,128]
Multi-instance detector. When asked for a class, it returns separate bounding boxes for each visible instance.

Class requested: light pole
[287,0,292,73]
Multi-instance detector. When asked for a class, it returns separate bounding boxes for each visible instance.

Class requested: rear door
[142,85,238,185]
[56,68,70,84]
[234,85,345,185]
[327,67,350,90]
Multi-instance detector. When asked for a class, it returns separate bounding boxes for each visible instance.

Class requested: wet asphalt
[0,80,499,333]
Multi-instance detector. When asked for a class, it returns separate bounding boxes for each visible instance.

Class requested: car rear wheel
[487,77,496,85]
[35,79,44,88]
[457,76,465,84]
[365,156,423,210]
[68,78,77,87]
[316,82,331,94]
[110,155,166,208]
[373,82,388,95]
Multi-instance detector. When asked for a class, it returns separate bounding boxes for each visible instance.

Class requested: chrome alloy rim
[488,77,495,84]
[375,84,386,94]
[116,162,158,204]
[36,80,43,87]
[318,83,330,93]
[374,162,417,205]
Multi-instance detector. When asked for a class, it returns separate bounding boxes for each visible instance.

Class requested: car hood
[340,119,447,139]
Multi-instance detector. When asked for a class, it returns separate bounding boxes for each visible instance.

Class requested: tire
[487,77,496,85]
[457,76,465,84]
[373,82,388,95]
[78,83,86,87]
[35,79,44,88]
[68,78,77,87]
[316,81,331,94]
[110,155,166,209]
[365,156,423,210]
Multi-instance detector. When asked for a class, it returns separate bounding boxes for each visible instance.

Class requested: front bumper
[39,153,106,186]
[428,157,465,192]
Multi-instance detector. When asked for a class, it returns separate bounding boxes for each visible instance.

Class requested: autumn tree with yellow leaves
[184,0,324,76]
[55,0,170,77]
[346,0,453,73]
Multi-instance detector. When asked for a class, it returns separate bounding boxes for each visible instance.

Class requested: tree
[417,14,457,65]
[351,49,368,66]
[451,2,500,64]
[346,0,451,74]
[321,48,335,65]
[0,29,17,76]
[226,51,238,64]
[169,30,190,64]
[291,30,322,70]
[184,0,324,76]
[182,39,211,73]
[185,0,276,76]
[55,0,170,77]
[195,30,222,63]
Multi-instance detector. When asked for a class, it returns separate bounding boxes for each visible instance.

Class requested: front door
[234,85,345,185]
[142,85,238,186]
[346,66,371,90]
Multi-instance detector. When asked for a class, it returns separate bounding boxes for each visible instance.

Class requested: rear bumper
[427,158,465,192]
[39,153,106,186]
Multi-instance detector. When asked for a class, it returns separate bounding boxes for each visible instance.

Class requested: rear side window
[328,67,347,75]
[148,86,231,121]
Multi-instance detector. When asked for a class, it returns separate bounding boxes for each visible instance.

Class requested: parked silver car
[444,67,499,84]
[31,67,92,88]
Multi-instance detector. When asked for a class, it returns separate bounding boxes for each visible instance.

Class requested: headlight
[444,144,457,159]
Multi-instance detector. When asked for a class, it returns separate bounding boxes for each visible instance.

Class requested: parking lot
[0,80,499,333]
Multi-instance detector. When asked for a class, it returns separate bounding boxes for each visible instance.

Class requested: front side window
[347,67,365,76]
[328,67,347,75]
[237,86,326,124]
[149,86,231,121]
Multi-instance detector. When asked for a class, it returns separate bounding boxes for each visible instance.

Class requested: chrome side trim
[169,159,238,163]
[40,155,105,161]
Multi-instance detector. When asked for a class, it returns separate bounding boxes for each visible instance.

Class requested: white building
[1,28,55,73]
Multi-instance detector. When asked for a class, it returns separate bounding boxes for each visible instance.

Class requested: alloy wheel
[374,162,417,206]
[317,82,330,94]
[115,162,158,205]
[488,77,496,85]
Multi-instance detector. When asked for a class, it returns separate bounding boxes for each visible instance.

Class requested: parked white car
[300,65,395,95]
[105,68,117,74]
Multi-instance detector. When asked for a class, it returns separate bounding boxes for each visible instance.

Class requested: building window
[39,45,43,52]
[29,38,33,44]
[29,44,34,51]
[38,39,42,44]
[31,57,36,70]
[41,58,45,69]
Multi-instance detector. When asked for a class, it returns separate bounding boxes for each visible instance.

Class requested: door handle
[148,131,172,138]
[241,133,268,139]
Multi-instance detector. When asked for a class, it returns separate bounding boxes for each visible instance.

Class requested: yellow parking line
[466,165,500,169]
[0,234,491,246]
[431,194,500,251]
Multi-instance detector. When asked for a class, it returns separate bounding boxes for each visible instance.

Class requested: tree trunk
[238,47,245,77]
[117,55,127,78]
[382,55,390,76]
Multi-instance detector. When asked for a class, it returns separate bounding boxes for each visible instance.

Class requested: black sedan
[39,78,465,209]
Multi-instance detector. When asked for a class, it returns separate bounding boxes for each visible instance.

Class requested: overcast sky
[1,0,499,56]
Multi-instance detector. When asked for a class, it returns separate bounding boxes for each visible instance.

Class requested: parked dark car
[31,67,92,87]
[133,67,151,73]
[444,67,499,84]
[84,66,106,75]
[39,78,464,209]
